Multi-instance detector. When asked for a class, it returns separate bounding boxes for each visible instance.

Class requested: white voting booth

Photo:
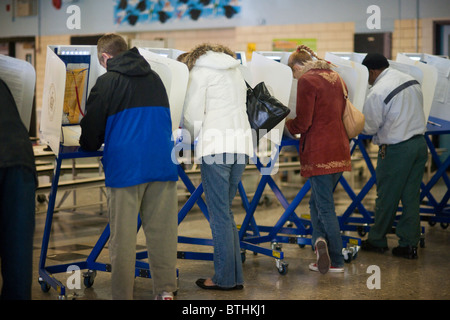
[138,48,189,134]
[0,54,36,130]
[40,45,189,157]
[248,52,292,145]
[139,47,185,61]
[40,45,104,156]
[252,51,297,121]
[396,53,438,121]
[324,52,369,113]
[397,53,449,122]
[327,51,439,122]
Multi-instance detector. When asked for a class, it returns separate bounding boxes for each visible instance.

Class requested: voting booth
[398,53,450,226]
[324,52,369,112]
[408,53,450,122]
[39,45,105,156]
[248,52,292,145]
[139,47,184,61]
[0,54,36,131]
[396,53,438,121]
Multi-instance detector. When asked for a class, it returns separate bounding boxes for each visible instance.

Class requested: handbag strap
[337,75,349,100]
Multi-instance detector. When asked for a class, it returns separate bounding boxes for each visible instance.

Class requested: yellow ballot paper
[63,65,88,124]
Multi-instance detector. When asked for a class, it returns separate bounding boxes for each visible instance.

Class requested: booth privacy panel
[138,48,189,135]
[0,54,36,131]
[325,52,369,113]
[396,53,438,122]
[398,53,450,123]
[249,52,292,145]
[39,45,105,156]
[40,47,67,156]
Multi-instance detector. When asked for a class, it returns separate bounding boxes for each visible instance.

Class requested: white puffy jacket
[182,50,254,160]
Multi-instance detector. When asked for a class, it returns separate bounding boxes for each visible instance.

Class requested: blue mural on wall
[114,0,241,26]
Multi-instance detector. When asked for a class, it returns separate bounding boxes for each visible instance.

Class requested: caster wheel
[277,263,288,275]
[344,254,352,263]
[428,220,436,227]
[276,259,288,275]
[343,249,352,263]
[420,238,425,248]
[440,222,449,229]
[83,270,97,288]
[39,279,51,293]
[357,226,367,237]
[37,194,47,203]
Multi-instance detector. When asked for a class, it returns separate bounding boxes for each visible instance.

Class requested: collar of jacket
[297,59,333,78]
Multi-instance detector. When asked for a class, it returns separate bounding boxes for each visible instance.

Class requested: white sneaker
[314,238,330,274]
[155,291,174,300]
[309,263,344,273]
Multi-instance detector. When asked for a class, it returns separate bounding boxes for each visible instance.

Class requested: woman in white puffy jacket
[180,43,254,290]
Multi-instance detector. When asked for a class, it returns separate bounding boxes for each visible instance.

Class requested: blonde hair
[288,45,321,68]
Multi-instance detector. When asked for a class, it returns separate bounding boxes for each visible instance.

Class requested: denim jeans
[309,172,344,268]
[201,153,247,288]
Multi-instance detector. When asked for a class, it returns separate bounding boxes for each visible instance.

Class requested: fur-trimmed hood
[182,43,238,71]
[297,59,333,78]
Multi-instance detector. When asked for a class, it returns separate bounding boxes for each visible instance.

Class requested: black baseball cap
[362,53,389,70]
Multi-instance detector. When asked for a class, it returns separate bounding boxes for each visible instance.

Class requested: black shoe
[361,240,389,253]
[392,246,418,259]
[195,279,243,291]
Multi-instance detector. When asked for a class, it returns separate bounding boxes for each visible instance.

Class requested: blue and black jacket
[80,47,178,188]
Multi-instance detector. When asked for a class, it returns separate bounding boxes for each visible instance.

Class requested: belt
[380,134,423,148]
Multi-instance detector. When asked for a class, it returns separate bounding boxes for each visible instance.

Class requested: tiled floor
[2,156,450,303]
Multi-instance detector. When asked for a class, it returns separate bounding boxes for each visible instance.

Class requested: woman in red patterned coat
[285,45,352,274]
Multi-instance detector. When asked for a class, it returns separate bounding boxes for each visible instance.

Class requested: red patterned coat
[285,61,352,178]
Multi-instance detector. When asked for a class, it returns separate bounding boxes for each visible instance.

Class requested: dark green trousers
[368,135,427,248]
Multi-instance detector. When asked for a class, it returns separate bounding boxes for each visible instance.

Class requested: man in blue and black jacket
[80,34,178,300]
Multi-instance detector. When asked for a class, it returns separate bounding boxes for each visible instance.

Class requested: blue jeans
[309,173,344,267]
[201,153,247,288]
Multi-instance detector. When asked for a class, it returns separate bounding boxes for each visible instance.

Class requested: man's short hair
[362,53,390,70]
[97,33,128,62]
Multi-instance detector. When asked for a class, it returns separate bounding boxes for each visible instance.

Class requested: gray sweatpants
[107,181,178,300]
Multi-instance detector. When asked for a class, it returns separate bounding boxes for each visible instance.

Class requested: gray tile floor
[25,164,450,302]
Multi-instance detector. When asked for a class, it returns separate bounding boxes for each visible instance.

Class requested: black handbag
[246,81,290,140]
